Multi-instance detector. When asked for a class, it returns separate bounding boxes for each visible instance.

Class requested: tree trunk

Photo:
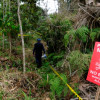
[8,34,12,57]
[9,0,12,58]
[3,0,5,50]
[2,34,4,50]
[3,0,5,18]
[9,0,10,12]
[17,0,26,73]
[5,0,7,14]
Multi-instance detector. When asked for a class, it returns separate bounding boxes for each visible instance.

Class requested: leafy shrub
[39,72,68,99]
[50,74,68,98]
[90,28,100,42]
[67,50,91,77]
[75,26,89,43]
[90,32,97,42]
[37,15,72,53]
[56,60,64,68]
[47,52,64,66]
[64,26,89,48]
[64,29,76,47]
[38,60,68,99]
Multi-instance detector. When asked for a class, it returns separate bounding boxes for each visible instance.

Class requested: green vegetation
[0,0,100,100]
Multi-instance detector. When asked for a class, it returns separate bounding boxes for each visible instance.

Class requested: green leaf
[90,32,96,42]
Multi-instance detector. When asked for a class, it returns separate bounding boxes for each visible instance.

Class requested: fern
[48,73,56,81]
[64,26,89,47]
[56,60,63,68]
[90,32,97,42]
[50,77,60,90]
[68,50,91,77]
[92,28,100,33]
[53,54,64,61]
[49,74,68,98]
[64,29,76,47]
[90,28,100,42]
[50,77,60,96]
[61,74,68,83]
[56,85,64,97]
[76,26,89,42]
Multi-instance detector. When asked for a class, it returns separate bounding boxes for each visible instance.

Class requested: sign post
[87,42,100,99]
[95,86,100,100]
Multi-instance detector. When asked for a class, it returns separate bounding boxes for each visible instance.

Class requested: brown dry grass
[74,4,100,29]
[0,68,43,100]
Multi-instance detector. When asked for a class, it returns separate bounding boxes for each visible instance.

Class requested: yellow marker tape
[34,31,42,36]
[50,65,83,100]
[18,34,30,37]
[18,32,42,37]
[0,32,2,36]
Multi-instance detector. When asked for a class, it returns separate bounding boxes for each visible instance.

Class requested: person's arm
[42,44,45,54]
[33,44,36,55]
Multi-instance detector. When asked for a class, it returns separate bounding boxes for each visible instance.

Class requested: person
[33,38,45,68]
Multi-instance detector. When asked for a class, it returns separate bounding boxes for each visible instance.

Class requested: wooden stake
[95,86,100,100]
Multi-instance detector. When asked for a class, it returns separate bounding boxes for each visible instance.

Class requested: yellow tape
[18,34,30,37]
[33,31,42,36]
[0,32,2,36]
[50,65,83,100]
[18,32,42,37]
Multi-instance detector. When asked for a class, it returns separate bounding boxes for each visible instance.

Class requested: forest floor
[0,38,51,100]
[0,52,98,100]
[0,56,51,100]
[0,39,99,100]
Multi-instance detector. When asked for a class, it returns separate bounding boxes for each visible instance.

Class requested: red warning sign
[87,42,100,85]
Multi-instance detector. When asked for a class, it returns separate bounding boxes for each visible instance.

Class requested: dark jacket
[33,42,45,57]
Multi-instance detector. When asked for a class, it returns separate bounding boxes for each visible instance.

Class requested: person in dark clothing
[33,38,45,68]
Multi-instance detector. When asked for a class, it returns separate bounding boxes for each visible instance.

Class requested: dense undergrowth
[0,1,100,99]
[0,37,92,99]
[0,14,100,99]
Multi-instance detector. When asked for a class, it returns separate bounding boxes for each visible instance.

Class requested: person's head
[37,38,41,43]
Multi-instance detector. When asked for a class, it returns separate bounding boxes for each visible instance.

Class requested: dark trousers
[35,55,42,68]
